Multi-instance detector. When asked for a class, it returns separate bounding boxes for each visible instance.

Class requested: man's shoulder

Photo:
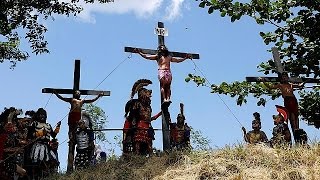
[259,130,267,135]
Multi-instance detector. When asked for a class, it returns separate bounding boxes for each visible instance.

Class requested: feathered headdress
[275,105,288,122]
[130,79,152,99]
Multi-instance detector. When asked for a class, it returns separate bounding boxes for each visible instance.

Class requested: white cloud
[164,0,185,21]
[60,0,186,23]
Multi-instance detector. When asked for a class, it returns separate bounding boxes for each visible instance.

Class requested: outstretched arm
[54,91,71,102]
[171,54,192,63]
[292,81,306,89]
[151,111,162,121]
[83,93,103,103]
[260,77,279,90]
[134,48,158,60]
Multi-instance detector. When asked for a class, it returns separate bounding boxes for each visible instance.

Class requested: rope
[44,93,53,109]
[81,53,132,105]
[189,59,244,128]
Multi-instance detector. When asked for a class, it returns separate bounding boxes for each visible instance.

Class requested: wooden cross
[124,22,200,151]
[42,59,110,172]
[246,48,320,137]
[42,60,110,97]
[246,47,320,83]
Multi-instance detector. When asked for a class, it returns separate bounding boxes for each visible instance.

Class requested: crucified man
[260,72,305,135]
[54,90,103,134]
[134,45,192,103]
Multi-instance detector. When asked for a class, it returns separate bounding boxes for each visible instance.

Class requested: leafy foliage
[299,88,320,128]
[0,0,113,68]
[83,103,108,141]
[186,73,281,106]
[190,127,212,151]
[193,0,320,126]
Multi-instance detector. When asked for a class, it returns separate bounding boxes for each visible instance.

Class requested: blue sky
[1,0,319,171]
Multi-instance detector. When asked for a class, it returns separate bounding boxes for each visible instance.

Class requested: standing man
[29,108,61,179]
[169,103,191,150]
[242,112,268,144]
[134,45,192,103]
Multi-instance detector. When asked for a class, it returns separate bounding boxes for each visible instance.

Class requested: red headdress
[275,105,288,122]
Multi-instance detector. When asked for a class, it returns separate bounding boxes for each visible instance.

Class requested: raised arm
[83,93,103,104]
[51,121,61,139]
[171,54,192,63]
[134,48,158,60]
[151,111,162,121]
[242,127,249,143]
[54,91,71,102]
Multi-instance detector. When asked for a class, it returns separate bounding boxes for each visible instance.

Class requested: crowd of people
[0,107,106,180]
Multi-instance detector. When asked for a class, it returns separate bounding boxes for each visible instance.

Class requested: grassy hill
[49,144,320,180]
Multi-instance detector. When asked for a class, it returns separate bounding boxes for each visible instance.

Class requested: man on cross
[261,72,305,135]
[54,90,103,136]
[134,45,192,103]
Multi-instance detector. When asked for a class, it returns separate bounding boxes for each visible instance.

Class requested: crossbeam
[246,77,320,83]
[42,88,110,96]
[42,60,111,96]
[124,47,200,59]
[246,47,320,83]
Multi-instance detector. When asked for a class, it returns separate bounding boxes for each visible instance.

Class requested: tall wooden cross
[124,22,200,151]
[246,47,320,83]
[245,47,320,137]
[42,59,110,172]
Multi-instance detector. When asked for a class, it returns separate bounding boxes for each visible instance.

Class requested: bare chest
[280,84,293,94]
[158,56,171,65]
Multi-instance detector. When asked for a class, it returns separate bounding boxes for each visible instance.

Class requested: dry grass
[49,144,320,180]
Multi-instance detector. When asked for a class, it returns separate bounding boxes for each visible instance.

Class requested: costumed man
[123,79,161,155]
[74,118,94,170]
[270,105,292,147]
[134,45,192,103]
[261,72,305,141]
[0,107,27,179]
[29,108,61,179]
[53,90,103,172]
[242,112,268,144]
[169,103,191,150]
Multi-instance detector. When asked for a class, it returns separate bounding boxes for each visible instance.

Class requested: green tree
[83,103,108,142]
[0,0,113,68]
[190,127,212,151]
[189,0,320,126]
